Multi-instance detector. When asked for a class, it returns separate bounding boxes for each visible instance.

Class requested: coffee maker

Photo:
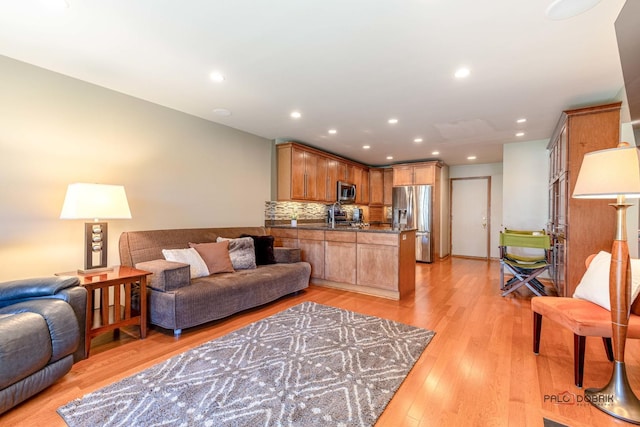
[353,208,363,223]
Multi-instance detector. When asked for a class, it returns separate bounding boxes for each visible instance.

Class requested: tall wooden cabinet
[547,102,621,297]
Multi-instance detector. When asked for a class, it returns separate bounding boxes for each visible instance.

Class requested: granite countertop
[268,222,415,234]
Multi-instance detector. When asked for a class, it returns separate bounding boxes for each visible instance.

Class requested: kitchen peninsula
[268,224,415,300]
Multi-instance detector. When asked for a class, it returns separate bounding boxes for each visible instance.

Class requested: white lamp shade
[60,183,132,220]
[573,145,640,199]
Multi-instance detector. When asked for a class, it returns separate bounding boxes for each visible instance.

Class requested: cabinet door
[316,156,329,202]
[383,168,393,205]
[326,159,339,202]
[393,166,413,186]
[359,169,369,204]
[368,206,385,223]
[324,241,356,284]
[357,244,398,290]
[299,238,324,279]
[413,164,434,185]
[304,151,318,200]
[291,147,307,199]
[369,169,384,205]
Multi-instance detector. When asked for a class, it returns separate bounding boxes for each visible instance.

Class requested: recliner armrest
[0,277,80,305]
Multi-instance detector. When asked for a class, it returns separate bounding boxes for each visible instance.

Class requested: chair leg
[574,334,586,388]
[603,337,614,361]
[533,312,542,354]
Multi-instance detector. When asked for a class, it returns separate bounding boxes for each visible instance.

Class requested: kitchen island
[268,224,416,300]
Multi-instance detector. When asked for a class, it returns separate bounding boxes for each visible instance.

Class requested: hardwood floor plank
[2,258,639,426]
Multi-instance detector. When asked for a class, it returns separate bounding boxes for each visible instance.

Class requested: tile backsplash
[264,201,391,223]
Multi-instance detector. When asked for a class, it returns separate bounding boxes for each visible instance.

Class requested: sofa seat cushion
[0,312,52,389]
[531,296,640,337]
[167,262,311,329]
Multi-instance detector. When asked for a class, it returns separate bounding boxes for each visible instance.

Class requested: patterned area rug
[58,302,435,427]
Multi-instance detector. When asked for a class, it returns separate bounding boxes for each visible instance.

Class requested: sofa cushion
[189,241,235,274]
[241,234,277,265]
[135,259,191,292]
[162,248,209,278]
[216,237,256,270]
[573,251,640,310]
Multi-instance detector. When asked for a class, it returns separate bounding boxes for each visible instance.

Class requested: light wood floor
[3,258,640,426]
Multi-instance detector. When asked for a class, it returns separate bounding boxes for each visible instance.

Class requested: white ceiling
[0,0,628,166]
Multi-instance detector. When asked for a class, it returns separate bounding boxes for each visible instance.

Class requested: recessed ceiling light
[516,118,527,124]
[388,118,398,124]
[363,145,371,150]
[545,0,601,20]
[432,151,440,156]
[290,111,302,119]
[328,129,337,134]
[467,155,477,160]
[455,67,471,79]
[414,138,423,143]
[516,132,525,137]
[386,156,394,160]
[212,108,232,117]
[209,71,225,82]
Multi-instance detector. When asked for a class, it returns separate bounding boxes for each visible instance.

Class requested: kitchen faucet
[329,201,340,228]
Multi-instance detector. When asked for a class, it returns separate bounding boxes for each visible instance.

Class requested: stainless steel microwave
[337,181,356,204]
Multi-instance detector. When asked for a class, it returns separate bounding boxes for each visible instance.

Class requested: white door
[451,177,490,259]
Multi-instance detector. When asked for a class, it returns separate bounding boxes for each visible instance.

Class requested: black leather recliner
[0,276,87,414]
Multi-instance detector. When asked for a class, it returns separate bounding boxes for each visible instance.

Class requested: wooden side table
[56,266,151,357]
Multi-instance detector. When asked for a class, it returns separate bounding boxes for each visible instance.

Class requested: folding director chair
[500,229,551,297]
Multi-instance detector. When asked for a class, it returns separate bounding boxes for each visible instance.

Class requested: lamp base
[585,361,640,424]
[77,266,114,275]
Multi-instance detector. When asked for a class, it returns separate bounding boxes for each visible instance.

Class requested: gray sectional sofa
[118,227,311,335]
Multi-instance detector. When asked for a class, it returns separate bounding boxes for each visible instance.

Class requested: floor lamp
[60,183,132,274]
[573,142,640,423]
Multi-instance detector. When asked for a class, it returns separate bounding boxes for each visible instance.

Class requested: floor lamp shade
[60,183,132,273]
[572,143,640,424]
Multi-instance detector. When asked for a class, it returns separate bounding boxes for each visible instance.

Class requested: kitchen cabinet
[277,142,369,203]
[392,161,440,186]
[383,168,393,206]
[369,169,384,206]
[297,229,325,279]
[547,102,621,297]
[324,232,356,284]
[354,167,369,204]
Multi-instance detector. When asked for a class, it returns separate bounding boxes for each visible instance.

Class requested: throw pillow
[241,234,277,265]
[189,241,235,274]
[573,251,640,310]
[161,248,209,278]
[216,236,257,270]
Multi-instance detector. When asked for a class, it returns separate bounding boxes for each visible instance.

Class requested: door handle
[481,216,487,229]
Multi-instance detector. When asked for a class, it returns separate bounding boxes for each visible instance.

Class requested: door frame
[449,176,491,260]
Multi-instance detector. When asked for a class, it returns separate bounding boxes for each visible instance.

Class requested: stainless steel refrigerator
[392,185,432,263]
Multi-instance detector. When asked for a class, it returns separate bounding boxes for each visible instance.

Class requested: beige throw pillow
[189,241,235,274]
[161,248,209,278]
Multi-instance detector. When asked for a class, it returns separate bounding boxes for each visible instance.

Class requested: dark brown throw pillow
[240,234,277,265]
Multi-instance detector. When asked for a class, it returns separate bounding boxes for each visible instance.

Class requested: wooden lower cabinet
[297,229,325,279]
[269,226,414,300]
[357,244,398,291]
[324,232,357,284]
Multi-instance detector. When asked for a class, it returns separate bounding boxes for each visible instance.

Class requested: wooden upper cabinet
[277,142,369,203]
[369,169,384,206]
[383,168,393,205]
[392,161,439,186]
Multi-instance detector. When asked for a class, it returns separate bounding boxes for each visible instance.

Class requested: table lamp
[573,142,640,423]
[60,183,132,273]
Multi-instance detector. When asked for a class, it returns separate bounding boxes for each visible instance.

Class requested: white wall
[0,56,273,280]
[502,140,549,231]
[449,163,503,259]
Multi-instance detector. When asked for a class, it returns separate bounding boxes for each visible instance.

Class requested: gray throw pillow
[216,237,257,270]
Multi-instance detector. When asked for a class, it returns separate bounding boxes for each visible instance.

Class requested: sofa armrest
[0,277,80,306]
[135,259,191,292]
[274,247,301,264]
